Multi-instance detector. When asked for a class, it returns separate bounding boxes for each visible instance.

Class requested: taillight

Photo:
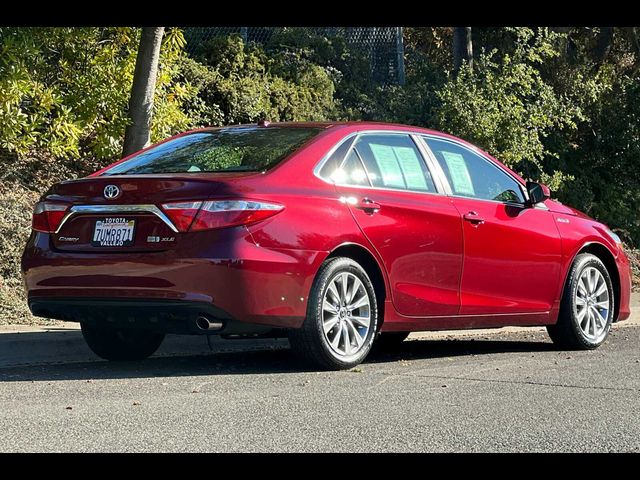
[160,201,203,232]
[161,199,284,232]
[32,202,69,233]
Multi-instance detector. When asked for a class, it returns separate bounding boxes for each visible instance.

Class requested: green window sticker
[394,146,428,190]
[369,143,406,188]
[441,151,474,195]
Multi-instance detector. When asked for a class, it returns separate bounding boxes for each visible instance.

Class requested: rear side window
[322,133,436,193]
[318,136,356,180]
[339,150,371,186]
[102,127,323,175]
[424,137,525,204]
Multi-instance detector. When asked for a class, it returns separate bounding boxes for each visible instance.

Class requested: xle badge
[147,236,176,243]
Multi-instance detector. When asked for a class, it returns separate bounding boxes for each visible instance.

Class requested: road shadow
[0,329,557,382]
[367,336,556,365]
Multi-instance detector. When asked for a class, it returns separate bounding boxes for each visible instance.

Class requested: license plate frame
[91,218,136,247]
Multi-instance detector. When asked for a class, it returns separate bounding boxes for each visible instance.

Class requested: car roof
[180,121,525,182]
[187,120,444,136]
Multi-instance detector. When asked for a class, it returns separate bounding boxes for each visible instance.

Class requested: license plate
[92,218,136,247]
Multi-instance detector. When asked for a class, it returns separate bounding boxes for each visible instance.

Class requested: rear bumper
[28,298,271,335]
[22,227,327,330]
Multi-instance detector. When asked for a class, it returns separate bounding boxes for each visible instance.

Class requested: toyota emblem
[103,185,121,199]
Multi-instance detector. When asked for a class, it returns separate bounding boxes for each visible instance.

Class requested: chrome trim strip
[313,130,449,197]
[313,130,421,182]
[55,204,178,234]
[417,134,529,203]
[312,129,546,210]
[411,133,450,195]
[312,130,361,180]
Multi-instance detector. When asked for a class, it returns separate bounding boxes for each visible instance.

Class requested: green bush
[549,68,640,247]
[434,29,581,191]
[181,34,338,126]
[0,27,195,163]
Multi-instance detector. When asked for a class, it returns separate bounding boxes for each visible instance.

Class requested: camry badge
[104,185,121,199]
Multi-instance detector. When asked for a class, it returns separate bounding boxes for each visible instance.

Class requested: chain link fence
[182,27,405,85]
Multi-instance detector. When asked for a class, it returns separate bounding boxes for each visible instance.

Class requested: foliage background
[0,26,638,324]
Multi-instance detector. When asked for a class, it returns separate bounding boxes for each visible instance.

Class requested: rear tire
[547,253,614,350]
[288,257,378,370]
[81,322,165,361]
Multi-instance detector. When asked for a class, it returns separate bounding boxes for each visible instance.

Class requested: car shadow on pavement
[367,336,557,365]
[0,329,557,382]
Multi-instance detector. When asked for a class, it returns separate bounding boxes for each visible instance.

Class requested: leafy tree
[435,28,582,190]
[179,34,337,126]
[0,27,194,163]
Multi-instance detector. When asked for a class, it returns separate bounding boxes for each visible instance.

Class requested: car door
[319,132,464,317]
[421,135,562,316]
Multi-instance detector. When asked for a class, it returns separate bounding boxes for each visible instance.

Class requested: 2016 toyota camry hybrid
[21,121,632,369]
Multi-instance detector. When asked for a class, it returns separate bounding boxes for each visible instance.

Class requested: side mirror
[526,181,550,205]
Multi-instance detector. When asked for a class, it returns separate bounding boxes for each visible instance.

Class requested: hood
[544,199,594,221]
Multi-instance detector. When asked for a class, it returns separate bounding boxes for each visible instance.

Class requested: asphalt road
[1,313,639,452]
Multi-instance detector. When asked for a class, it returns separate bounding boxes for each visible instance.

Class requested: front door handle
[355,198,381,214]
[463,211,485,225]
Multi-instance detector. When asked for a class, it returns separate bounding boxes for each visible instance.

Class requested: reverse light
[32,202,69,233]
[161,200,284,232]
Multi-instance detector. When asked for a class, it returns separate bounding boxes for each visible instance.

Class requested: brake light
[192,200,284,231]
[161,200,284,232]
[160,201,203,232]
[32,202,69,233]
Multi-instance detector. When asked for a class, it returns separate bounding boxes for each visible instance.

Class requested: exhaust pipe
[194,315,224,332]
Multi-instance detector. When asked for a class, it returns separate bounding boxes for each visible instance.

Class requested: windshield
[102,127,323,175]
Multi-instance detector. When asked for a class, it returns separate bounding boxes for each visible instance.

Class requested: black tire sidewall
[81,322,164,361]
[309,258,378,368]
[567,254,614,348]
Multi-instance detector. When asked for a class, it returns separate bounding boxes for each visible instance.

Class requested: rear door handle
[355,198,381,214]
[463,211,485,225]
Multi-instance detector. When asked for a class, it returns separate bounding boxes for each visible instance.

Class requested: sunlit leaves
[436,29,581,190]
[181,34,337,127]
[0,27,196,160]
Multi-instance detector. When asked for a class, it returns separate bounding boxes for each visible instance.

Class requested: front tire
[288,257,378,370]
[547,253,614,350]
[81,322,165,361]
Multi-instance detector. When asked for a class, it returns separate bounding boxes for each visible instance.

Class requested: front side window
[323,134,436,193]
[424,137,525,204]
[102,127,323,175]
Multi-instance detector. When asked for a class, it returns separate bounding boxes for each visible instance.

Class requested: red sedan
[21,122,632,369]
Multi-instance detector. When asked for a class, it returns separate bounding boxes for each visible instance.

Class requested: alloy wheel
[575,266,611,342]
[322,271,372,358]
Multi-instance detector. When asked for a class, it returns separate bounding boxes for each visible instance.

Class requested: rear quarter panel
[224,126,392,320]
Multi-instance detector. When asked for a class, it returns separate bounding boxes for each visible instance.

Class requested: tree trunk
[453,27,473,74]
[122,27,165,157]
[593,27,614,65]
[627,27,640,73]
[550,27,577,62]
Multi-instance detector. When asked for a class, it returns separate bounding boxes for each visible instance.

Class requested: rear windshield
[102,127,323,175]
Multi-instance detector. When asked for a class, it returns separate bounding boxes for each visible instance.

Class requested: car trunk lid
[46,173,255,252]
